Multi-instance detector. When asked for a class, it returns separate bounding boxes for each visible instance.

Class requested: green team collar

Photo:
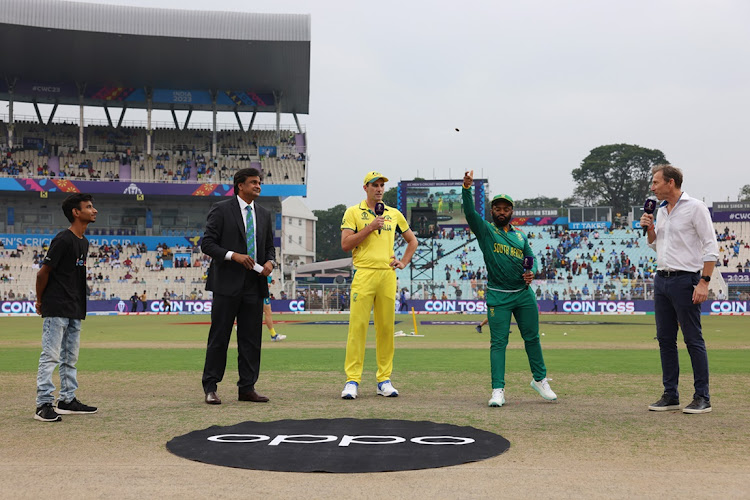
[492,222,517,234]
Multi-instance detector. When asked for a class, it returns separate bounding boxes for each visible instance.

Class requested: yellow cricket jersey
[341,200,410,270]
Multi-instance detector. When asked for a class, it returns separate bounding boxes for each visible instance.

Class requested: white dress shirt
[224,195,257,261]
[648,191,719,272]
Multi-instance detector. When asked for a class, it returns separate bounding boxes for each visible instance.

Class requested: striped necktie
[246,205,255,260]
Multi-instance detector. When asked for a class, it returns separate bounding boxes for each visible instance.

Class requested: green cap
[491,194,514,206]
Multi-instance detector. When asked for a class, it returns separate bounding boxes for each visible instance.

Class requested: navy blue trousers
[654,273,710,401]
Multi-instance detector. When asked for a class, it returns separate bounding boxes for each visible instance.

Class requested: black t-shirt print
[41,229,89,319]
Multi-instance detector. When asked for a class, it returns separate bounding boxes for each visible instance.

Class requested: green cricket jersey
[462,186,536,305]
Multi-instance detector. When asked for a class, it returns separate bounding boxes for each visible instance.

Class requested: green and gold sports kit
[462,186,547,389]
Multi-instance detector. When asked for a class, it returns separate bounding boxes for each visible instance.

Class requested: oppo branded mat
[167,418,510,473]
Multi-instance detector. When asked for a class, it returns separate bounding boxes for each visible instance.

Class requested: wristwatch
[700,275,711,283]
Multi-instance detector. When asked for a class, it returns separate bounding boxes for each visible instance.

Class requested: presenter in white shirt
[640,165,718,414]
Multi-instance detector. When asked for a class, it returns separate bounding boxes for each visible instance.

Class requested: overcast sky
[14,0,750,210]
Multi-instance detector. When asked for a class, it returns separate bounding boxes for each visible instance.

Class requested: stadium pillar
[117,105,128,129]
[170,108,180,130]
[234,109,244,133]
[78,101,84,152]
[47,103,58,126]
[33,101,44,124]
[274,92,282,143]
[212,93,217,158]
[104,105,114,128]
[147,91,153,155]
[248,110,257,132]
[291,265,297,302]
[7,92,13,149]
[293,113,302,134]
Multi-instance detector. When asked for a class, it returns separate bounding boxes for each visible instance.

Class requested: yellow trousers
[344,268,397,384]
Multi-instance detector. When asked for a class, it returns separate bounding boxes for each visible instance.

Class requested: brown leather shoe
[238,390,269,403]
[205,391,221,405]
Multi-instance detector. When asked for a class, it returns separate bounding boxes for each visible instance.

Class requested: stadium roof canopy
[0,0,311,113]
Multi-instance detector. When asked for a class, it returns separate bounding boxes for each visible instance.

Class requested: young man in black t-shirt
[34,193,99,422]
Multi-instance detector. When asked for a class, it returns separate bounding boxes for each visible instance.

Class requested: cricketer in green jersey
[462,170,557,407]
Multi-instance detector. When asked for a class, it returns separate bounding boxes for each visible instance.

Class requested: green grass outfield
[3,313,749,497]
[1,313,747,375]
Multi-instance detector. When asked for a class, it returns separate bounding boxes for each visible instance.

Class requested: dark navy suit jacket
[201,196,275,297]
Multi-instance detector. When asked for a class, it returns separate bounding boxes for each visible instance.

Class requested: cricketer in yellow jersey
[339,171,418,399]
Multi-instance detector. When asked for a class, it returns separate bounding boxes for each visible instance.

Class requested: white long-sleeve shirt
[648,192,719,272]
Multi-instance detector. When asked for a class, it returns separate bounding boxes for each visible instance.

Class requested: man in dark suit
[200,167,276,405]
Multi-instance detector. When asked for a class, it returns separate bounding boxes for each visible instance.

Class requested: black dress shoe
[683,397,712,414]
[238,390,269,403]
[648,393,680,411]
[205,391,221,405]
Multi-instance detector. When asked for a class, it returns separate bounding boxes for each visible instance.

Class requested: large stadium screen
[397,179,487,229]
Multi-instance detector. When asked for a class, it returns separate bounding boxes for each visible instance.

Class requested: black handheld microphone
[522,256,534,290]
[374,202,385,234]
[642,199,657,236]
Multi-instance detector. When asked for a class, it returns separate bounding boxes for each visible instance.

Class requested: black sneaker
[34,403,62,422]
[56,398,98,415]
[683,397,712,414]
[648,393,680,411]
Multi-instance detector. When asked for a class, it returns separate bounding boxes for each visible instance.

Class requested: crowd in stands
[0,120,306,185]
[81,241,213,300]
[2,223,750,304]
[715,226,750,272]
[392,221,750,302]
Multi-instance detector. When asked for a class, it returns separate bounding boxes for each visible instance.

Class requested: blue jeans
[654,273,709,401]
[36,317,81,406]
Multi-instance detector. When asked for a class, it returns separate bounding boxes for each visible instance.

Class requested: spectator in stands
[641,164,718,415]
[34,193,98,422]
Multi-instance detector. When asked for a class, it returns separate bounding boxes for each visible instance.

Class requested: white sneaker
[377,380,399,397]
[270,334,286,342]
[341,382,358,399]
[489,388,505,407]
[530,378,557,401]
